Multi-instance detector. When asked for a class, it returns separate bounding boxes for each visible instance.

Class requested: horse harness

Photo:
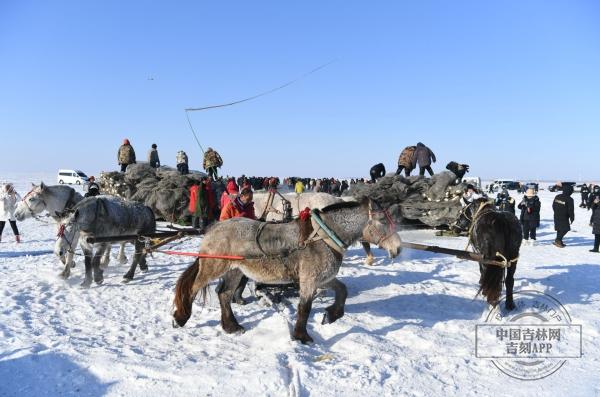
[464,200,519,268]
[258,189,292,222]
[254,201,397,259]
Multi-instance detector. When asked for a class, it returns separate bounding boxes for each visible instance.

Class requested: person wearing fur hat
[518,188,541,244]
[0,183,21,243]
[147,143,160,168]
[552,184,575,248]
[117,138,136,172]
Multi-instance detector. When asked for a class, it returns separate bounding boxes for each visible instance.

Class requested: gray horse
[173,199,402,344]
[253,191,383,265]
[56,196,156,287]
[14,183,129,275]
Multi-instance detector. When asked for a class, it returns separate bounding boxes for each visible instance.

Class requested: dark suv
[548,182,576,192]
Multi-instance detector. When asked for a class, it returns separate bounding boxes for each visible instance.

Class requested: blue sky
[1,1,599,180]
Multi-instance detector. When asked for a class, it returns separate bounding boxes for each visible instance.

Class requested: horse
[454,198,522,310]
[172,199,402,344]
[13,183,129,274]
[56,196,156,287]
[252,191,382,265]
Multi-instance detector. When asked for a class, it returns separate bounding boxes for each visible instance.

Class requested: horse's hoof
[322,308,344,325]
[364,257,374,266]
[58,272,69,280]
[80,281,92,288]
[505,300,516,311]
[70,262,76,268]
[140,267,148,273]
[293,332,314,344]
[172,319,181,328]
[222,323,245,334]
[122,278,131,284]
[95,278,104,285]
[232,296,247,305]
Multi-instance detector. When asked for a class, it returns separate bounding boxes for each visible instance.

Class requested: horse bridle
[56,222,77,254]
[367,200,397,246]
[21,187,47,219]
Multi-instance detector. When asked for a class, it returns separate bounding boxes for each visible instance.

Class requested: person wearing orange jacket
[219,187,256,304]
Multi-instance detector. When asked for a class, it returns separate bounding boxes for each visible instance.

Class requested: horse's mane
[320,201,361,213]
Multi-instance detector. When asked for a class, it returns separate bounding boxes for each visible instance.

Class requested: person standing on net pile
[0,183,21,243]
[369,163,386,183]
[176,150,189,175]
[552,183,575,248]
[518,188,541,245]
[411,142,436,176]
[147,143,160,168]
[396,145,416,176]
[589,195,600,253]
[203,147,223,181]
[117,138,136,172]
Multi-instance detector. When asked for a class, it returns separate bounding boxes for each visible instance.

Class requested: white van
[57,169,89,185]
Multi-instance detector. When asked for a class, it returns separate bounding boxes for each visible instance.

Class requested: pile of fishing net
[99,164,224,222]
[346,171,467,227]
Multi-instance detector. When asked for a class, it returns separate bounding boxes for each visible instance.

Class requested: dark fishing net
[345,171,468,227]
[99,164,224,222]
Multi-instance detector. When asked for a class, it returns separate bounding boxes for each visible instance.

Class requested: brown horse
[173,200,402,343]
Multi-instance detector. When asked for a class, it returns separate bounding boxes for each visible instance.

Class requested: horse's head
[361,200,402,259]
[451,197,489,233]
[14,183,45,221]
[54,211,79,259]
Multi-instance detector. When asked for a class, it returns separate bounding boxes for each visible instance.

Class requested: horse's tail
[173,259,204,327]
[476,215,506,306]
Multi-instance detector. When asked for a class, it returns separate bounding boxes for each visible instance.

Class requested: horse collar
[309,209,348,252]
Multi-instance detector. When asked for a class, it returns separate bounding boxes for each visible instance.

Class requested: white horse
[252,192,382,265]
[14,183,129,276]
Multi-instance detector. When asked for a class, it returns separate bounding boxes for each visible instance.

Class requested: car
[521,182,539,193]
[548,182,576,192]
[57,169,89,185]
[489,179,520,192]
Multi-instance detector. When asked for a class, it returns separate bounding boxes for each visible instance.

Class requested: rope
[184,60,335,153]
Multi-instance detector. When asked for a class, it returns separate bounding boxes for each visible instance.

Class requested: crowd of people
[2,137,598,254]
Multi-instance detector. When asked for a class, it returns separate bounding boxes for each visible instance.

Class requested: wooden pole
[399,241,508,267]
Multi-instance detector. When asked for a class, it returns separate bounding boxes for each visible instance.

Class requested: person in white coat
[0,183,21,242]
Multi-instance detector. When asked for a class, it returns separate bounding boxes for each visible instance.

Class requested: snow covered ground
[0,173,599,396]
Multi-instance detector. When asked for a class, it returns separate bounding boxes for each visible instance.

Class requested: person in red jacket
[218,187,256,304]
[189,177,217,229]
[220,178,239,210]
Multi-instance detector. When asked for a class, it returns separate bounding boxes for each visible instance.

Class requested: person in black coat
[84,176,101,198]
[590,195,600,252]
[518,188,541,244]
[370,163,386,183]
[580,183,590,208]
[552,184,575,248]
[411,142,436,176]
[587,185,600,210]
[496,189,516,214]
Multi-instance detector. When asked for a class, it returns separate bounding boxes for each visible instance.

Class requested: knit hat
[123,138,130,145]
